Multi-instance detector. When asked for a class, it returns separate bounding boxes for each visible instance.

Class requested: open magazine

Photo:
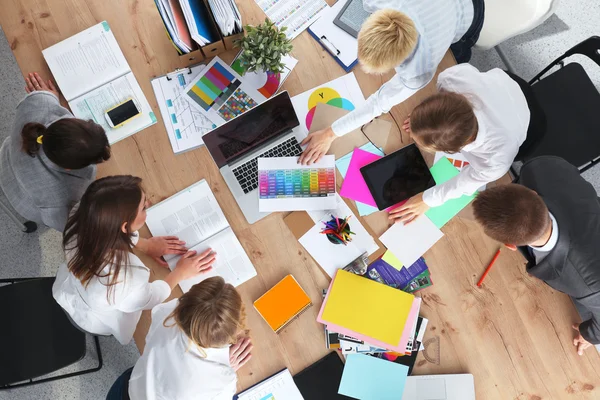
[145,180,256,292]
[42,21,156,144]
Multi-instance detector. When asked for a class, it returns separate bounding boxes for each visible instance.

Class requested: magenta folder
[317,273,420,352]
[339,148,382,207]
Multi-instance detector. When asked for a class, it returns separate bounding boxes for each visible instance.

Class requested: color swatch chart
[183,58,266,127]
[258,156,337,212]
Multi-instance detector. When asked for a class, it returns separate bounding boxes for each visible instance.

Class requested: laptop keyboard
[232,137,303,194]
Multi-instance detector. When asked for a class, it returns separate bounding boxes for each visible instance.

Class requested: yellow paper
[321,270,414,345]
[382,250,403,271]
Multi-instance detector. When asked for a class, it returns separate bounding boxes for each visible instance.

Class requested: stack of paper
[180,0,220,46]
[155,0,195,53]
[336,143,382,216]
[208,0,242,36]
[317,270,420,352]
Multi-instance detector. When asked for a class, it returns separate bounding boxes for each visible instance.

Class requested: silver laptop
[402,374,475,400]
[203,91,304,224]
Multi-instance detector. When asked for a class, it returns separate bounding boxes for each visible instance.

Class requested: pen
[477,248,501,287]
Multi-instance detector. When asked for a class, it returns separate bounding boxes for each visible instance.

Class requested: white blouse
[52,232,171,345]
[128,299,237,400]
[422,64,530,207]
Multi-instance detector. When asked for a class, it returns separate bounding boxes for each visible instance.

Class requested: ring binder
[165,67,193,81]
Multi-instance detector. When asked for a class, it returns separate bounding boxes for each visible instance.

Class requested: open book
[145,179,256,292]
[42,21,156,144]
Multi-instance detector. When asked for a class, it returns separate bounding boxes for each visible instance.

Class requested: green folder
[425,157,477,228]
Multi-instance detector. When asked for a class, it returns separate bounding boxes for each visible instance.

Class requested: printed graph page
[145,180,230,261]
[167,227,257,291]
[42,22,130,101]
[69,72,155,144]
[258,155,337,212]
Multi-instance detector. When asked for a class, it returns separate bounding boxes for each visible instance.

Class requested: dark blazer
[516,156,600,344]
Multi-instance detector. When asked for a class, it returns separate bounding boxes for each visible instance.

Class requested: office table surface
[3,1,600,399]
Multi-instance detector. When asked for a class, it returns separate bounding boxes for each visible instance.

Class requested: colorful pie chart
[305,87,355,129]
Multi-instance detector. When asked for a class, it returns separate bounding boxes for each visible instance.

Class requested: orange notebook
[254,275,312,333]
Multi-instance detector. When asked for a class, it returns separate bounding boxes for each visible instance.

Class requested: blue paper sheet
[336,143,383,216]
[338,353,409,399]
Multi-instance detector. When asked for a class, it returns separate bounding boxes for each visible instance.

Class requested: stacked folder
[317,269,421,353]
[155,0,242,54]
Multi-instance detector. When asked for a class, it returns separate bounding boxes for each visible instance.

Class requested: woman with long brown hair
[0,72,111,231]
[53,175,216,345]
[107,277,252,400]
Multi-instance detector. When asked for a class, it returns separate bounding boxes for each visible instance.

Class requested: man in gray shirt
[0,72,110,231]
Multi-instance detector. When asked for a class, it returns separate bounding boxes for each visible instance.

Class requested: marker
[477,248,501,287]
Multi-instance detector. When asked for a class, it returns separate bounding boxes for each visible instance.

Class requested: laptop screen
[203,91,300,168]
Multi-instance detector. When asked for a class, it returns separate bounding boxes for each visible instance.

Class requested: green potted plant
[236,19,293,74]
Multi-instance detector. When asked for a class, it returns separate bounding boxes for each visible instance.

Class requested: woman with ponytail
[0,72,111,231]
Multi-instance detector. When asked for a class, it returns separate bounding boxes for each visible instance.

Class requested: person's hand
[388,192,430,224]
[229,336,253,371]
[573,323,593,356]
[298,127,336,165]
[174,249,216,280]
[143,236,187,267]
[25,72,59,98]
[402,115,411,134]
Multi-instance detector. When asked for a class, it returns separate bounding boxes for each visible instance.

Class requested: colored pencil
[477,248,501,287]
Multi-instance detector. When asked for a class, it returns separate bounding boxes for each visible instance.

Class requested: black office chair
[520,36,600,172]
[0,277,103,389]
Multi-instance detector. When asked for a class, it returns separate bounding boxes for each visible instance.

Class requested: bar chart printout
[258,156,337,212]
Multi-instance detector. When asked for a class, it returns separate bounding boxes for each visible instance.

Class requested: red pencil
[477,248,501,287]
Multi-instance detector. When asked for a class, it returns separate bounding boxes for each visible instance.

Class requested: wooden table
[3,1,600,399]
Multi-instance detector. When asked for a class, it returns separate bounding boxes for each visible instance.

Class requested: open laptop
[333,0,371,38]
[203,91,304,224]
[402,374,475,400]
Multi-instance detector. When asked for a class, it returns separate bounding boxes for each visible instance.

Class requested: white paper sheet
[151,64,217,153]
[258,156,337,212]
[299,194,378,277]
[69,72,155,144]
[255,0,329,40]
[379,217,444,267]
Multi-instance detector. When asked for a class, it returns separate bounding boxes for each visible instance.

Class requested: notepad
[425,157,477,228]
[254,275,312,332]
[338,353,409,400]
[318,270,414,346]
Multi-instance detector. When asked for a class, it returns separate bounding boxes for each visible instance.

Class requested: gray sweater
[0,91,96,232]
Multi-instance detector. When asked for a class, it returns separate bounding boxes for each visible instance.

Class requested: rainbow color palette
[258,156,337,212]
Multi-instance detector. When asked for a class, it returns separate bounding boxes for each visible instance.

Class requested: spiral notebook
[254,275,312,332]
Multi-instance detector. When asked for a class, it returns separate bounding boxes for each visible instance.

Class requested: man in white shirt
[389,64,546,223]
[299,0,484,165]
[472,157,600,357]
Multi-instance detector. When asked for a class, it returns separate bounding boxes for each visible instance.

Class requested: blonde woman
[106,277,252,400]
[299,0,484,165]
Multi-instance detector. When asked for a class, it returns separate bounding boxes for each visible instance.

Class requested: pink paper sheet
[339,148,381,207]
[317,271,421,352]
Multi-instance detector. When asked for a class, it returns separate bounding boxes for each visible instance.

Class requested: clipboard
[308,0,359,72]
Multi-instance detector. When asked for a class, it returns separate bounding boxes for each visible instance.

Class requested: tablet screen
[360,144,435,210]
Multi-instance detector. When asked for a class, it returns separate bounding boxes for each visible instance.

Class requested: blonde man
[299,0,484,165]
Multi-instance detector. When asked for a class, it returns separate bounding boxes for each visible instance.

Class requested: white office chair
[475,0,560,71]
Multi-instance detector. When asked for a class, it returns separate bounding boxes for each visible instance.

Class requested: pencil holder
[322,216,353,245]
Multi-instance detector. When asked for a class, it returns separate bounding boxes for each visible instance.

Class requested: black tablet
[360,144,435,210]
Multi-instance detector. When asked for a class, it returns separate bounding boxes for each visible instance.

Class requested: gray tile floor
[0,0,599,398]
[0,26,139,400]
